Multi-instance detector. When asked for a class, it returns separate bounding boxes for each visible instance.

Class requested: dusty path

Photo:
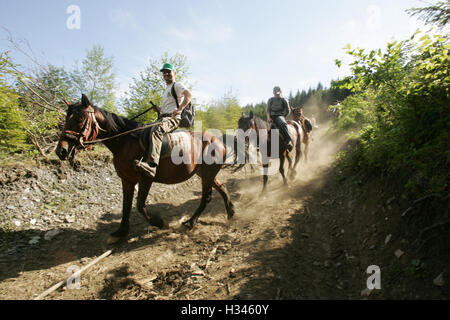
[0,124,360,300]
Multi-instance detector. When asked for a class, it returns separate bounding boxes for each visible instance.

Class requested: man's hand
[172,89,192,118]
[172,108,182,117]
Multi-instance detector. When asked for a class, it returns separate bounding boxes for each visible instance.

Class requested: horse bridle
[62,105,105,149]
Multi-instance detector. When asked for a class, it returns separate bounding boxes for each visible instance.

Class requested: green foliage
[122,52,190,123]
[407,1,450,30]
[330,91,376,132]
[333,30,449,199]
[71,45,117,112]
[40,65,78,102]
[0,52,28,153]
[1,44,119,158]
[196,89,243,132]
[242,101,267,119]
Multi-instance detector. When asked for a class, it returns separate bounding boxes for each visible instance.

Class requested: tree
[196,89,243,132]
[122,52,190,123]
[13,63,75,157]
[242,101,267,119]
[332,28,449,198]
[407,1,450,30]
[0,52,28,153]
[71,45,117,112]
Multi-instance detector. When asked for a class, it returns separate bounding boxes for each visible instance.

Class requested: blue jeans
[272,115,292,144]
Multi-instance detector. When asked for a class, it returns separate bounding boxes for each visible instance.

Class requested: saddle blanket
[140,128,192,160]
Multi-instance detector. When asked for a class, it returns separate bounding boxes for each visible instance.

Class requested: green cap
[160,63,174,72]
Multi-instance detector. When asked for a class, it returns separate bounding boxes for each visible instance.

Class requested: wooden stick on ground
[34,250,113,300]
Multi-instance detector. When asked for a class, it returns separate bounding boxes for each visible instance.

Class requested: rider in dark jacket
[266,86,293,151]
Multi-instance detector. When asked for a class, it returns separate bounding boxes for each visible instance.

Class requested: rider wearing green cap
[134,63,192,178]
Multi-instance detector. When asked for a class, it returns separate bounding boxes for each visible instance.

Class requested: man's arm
[172,88,192,117]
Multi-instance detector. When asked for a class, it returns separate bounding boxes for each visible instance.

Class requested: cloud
[109,9,140,31]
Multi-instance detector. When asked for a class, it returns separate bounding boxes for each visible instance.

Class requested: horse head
[56,94,104,161]
[292,108,304,121]
[238,111,256,133]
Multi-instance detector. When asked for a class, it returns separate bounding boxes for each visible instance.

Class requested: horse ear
[81,94,91,108]
[249,111,254,118]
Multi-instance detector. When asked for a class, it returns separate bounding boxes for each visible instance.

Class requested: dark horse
[56,94,236,244]
[237,111,303,191]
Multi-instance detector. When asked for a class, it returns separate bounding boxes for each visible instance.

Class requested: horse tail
[220,134,249,173]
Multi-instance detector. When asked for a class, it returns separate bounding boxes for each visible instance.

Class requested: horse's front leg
[279,154,288,185]
[183,177,212,230]
[290,139,302,180]
[304,141,309,163]
[136,179,167,229]
[286,152,295,180]
[108,179,135,244]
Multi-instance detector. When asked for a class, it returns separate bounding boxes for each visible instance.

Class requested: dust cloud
[230,118,347,220]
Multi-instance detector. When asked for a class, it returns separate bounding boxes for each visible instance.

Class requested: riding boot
[134,117,180,178]
[274,116,293,151]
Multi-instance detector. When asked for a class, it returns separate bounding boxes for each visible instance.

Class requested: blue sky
[0,0,428,106]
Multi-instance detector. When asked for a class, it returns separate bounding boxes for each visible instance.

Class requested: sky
[0,0,431,107]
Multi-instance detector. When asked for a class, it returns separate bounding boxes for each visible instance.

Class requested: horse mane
[96,107,143,134]
[252,115,270,131]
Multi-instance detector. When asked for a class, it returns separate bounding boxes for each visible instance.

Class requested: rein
[62,106,164,147]
[83,120,163,145]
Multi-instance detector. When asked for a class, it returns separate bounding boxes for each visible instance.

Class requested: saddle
[270,122,295,144]
[139,127,191,160]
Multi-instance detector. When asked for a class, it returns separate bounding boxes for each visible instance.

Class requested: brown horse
[291,108,312,162]
[237,111,303,191]
[56,94,236,244]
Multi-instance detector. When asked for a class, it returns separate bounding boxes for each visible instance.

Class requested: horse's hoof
[107,236,122,245]
[182,220,194,230]
[227,208,235,220]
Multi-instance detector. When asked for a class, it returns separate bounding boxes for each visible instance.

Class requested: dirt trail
[1,122,447,300]
[0,123,358,300]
